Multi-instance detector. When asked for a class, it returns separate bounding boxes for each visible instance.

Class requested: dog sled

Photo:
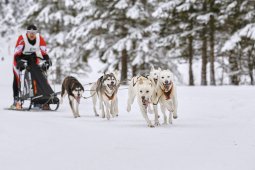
[10,56,60,111]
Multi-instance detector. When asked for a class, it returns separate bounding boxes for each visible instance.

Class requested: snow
[226,1,237,13]
[1,38,255,170]
[126,6,141,19]
[152,1,182,18]
[221,23,255,52]
[115,0,129,10]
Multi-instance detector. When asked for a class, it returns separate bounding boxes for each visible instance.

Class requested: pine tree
[69,0,155,81]
[221,0,255,85]
[21,0,84,83]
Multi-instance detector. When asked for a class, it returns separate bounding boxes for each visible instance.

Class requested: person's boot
[42,104,50,110]
[10,97,21,110]
[10,100,17,110]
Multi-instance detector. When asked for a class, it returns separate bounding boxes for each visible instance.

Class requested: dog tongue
[142,99,149,106]
[164,84,170,90]
[76,97,80,104]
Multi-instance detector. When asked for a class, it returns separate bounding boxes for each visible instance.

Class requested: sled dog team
[61,66,178,128]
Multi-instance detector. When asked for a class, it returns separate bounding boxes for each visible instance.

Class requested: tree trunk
[201,1,207,85]
[209,1,216,85]
[248,49,254,85]
[121,49,128,83]
[188,18,194,86]
[132,65,137,77]
[188,34,194,86]
[229,52,239,85]
[201,25,207,85]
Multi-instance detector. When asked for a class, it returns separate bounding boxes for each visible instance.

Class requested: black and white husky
[90,72,119,120]
[61,76,84,118]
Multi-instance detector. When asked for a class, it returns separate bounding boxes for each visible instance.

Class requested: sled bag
[29,61,54,97]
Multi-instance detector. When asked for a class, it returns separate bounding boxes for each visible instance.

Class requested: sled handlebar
[20,58,49,72]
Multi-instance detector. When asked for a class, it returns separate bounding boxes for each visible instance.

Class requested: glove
[41,59,52,71]
[17,60,26,71]
[45,59,52,67]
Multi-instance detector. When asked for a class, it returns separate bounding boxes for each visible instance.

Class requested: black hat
[27,24,37,31]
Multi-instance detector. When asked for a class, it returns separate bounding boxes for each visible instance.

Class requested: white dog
[152,69,178,125]
[149,66,161,85]
[90,71,119,120]
[148,66,161,114]
[127,75,156,127]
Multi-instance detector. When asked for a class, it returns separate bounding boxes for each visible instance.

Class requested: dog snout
[111,81,114,85]
[165,80,169,84]
[141,96,145,100]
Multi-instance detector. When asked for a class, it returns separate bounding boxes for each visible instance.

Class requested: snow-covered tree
[21,0,87,83]
[68,0,156,81]
[220,0,255,85]
[151,0,202,84]
[0,0,29,37]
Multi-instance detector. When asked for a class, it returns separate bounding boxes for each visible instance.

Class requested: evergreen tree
[22,0,85,83]
[221,0,255,85]
[69,0,155,81]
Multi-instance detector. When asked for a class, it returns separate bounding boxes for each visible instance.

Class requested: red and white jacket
[13,33,48,76]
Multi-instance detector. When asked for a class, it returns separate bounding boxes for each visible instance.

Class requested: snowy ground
[1,39,255,170]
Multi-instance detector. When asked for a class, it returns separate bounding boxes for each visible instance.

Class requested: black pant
[13,71,19,99]
[13,54,36,99]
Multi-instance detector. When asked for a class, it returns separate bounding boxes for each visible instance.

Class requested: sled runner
[15,55,60,111]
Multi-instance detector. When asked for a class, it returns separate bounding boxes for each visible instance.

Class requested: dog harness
[160,84,173,100]
[104,92,115,100]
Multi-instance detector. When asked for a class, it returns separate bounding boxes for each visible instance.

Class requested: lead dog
[90,72,119,120]
[152,69,178,125]
[127,75,156,127]
[61,76,84,118]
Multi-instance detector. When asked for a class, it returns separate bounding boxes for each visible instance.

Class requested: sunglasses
[27,30,37,34]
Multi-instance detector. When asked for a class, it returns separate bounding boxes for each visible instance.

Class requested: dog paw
[173,115,178,119]
[107,115,110,120]
[95,114,99,117]
[154,122,160,126]
[148,124,155,128]
[170,110,174,113]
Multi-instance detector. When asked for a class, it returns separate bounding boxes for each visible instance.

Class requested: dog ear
[148,76,156,86]
[98,75,104,83]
